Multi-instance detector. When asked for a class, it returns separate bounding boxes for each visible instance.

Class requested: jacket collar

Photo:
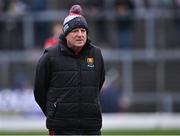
[60,41,92,57]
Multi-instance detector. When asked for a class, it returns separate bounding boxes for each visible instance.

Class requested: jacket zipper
[78,57,82,128]
[52,98,61,117]
[52,89,70,118]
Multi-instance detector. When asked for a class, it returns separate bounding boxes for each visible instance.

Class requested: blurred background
[0,0,180,135]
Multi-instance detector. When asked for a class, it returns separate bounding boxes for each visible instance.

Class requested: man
[34,5,105,135]
[43,22,63,49]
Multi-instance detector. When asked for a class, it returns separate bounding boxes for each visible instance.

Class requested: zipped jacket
[34,42,105,130]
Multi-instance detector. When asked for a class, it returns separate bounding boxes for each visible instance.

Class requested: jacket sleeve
[34,51,50,116]
[99,50,105,91]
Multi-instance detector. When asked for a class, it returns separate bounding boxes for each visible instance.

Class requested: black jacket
[34,42,105,131]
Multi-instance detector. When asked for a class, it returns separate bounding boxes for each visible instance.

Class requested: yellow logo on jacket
[87,57,95,68]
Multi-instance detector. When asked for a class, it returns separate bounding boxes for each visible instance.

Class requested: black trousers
[49,128,101,135]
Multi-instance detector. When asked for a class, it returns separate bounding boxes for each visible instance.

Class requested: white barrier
[102,113,180,130]
[0,113,180,131]
[0,116,46,131]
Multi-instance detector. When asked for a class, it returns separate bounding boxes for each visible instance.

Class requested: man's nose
[77,30,83,36]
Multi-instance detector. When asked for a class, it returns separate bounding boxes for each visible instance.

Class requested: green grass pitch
[1,129,180,135]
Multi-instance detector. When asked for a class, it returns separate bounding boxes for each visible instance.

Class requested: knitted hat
[63,5,88,37]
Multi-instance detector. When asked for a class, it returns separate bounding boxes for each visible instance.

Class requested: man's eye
[81,29,86,32]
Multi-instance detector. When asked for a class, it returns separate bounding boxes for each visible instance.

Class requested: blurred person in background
[100,68,121,113]
[100,68,130,113]
[43,22,63,49]
[34,4,105,135]
[114,0,135,49]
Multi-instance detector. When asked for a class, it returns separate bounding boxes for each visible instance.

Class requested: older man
[34,5,105,135]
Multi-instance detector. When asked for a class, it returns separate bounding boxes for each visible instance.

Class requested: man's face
[66,28,87,48]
